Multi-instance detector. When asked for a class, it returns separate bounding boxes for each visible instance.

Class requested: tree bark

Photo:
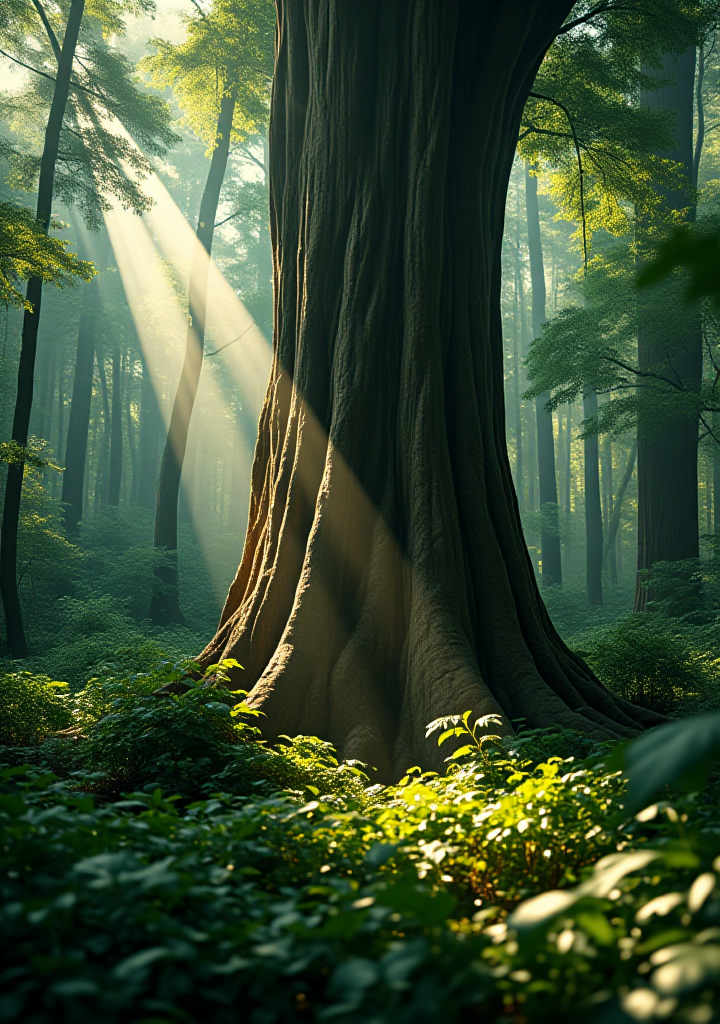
[150,88,237,623]
[635,49,701,611]
[198,0,660,777]
[62,287,96,530]
[525,164,561,586]
[0,0,85,655]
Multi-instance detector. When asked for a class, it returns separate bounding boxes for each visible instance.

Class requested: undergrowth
[1,663,719,1023]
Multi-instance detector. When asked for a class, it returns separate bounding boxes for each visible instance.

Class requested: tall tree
[0,0,175,653]
[0,0,85,656]
[106,343,122,506]
[583,386,603,603]
[525,165,562,586]
[144,0,274,623]
[635,49,702,610]
[195,0,660,778]
[62,286,96,529]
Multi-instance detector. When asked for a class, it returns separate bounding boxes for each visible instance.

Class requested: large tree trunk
[525,164,562,586]
[150,89,237,623]
[0,0,85,655]
[198,0,660,777]
[635,49,701,611]
[62,288,96,530]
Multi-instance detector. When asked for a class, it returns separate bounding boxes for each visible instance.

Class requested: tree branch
[238,145,267,174]
[556,3,637,35]
[601,353,685,391]
[214,208,243,228]
[205,323,254,357]
[189,0,209,20]
[0,46,106,102]
[31,0,62,62]
[0,47,56,84]
[528,92,588,270]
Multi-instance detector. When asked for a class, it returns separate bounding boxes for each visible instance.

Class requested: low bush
[572,614,718,714]
[0,670,70,745]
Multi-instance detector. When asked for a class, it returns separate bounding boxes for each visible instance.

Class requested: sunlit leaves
[1,670,720,1023]
[0,200,94,306]
[141,0,274,150]
[0,1,178,226]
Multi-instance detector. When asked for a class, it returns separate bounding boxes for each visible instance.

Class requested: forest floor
[2,510,720,1022]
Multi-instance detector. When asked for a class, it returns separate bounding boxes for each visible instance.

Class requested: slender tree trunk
[150,89,237,623]
[137,354,162,508]
[583,388,603,605]
[602,434,618,585]
[124,358,138,505]
[94,350,110,512]
[635,49,701,611]
[713,413,720,554]
[512,251,523,498]
[35,340,55,443]
[0,0,85,655]
[604,442,637,571]
[62,287,96,530]
[564,403,572,516]
[517,266,536,515]
[525,164,561,585]
[107,346,122,506]
[196,0,660,777]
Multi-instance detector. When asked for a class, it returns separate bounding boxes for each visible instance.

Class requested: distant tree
[635,48,702,610]
[525,165,562,587]
[142,0,274,623]
[519,0,704,605]
[0,0,176,655]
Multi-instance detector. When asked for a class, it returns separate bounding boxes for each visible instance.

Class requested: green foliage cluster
[0,670,70,745]
[141,0,274,149]
[0,202,94,306]
[574,613,719,714]
[1,667,720,1023]
[1,0,178,227]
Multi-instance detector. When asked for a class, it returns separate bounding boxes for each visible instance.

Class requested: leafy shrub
[1,689,720,1023]
[16,459,83,603]
[15,595,207,687]
[0,670,70,745]
[573,614,715,714]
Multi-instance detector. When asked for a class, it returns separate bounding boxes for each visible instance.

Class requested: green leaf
[437,727,465,747]
[113,947,171,979]
[621,713,720,812]
[446,744,477,761]
[651,944,720,996]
